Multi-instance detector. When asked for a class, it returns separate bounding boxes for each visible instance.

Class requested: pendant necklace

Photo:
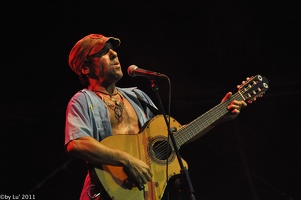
[93,90,124,123]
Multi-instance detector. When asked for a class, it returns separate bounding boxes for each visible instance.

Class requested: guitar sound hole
[148,136,176,165]
[153,140,172,160]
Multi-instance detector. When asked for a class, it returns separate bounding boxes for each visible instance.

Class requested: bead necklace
[93,90,118,96]
[93,90,124,123]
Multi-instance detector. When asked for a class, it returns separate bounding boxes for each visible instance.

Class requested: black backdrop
[1,1,300,200]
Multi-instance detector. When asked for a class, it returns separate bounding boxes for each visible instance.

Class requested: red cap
[68,34,120,76]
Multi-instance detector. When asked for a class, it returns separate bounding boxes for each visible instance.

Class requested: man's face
[88,43,123,83]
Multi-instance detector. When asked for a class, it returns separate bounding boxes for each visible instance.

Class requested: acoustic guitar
[91,74,269,200]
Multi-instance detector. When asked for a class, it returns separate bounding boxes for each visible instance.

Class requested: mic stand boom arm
[149,78,196,200]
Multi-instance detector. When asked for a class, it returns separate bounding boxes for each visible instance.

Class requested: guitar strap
[133,90,162,115]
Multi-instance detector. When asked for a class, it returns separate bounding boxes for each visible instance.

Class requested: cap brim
[108,37,121,49]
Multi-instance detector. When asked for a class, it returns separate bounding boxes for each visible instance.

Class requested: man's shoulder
[71,88,91,98]
[69,88,99,104]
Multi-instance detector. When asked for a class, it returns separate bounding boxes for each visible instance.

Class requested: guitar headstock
[238,74,269,103]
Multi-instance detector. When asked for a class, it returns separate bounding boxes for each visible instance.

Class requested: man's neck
[88,85,117,95]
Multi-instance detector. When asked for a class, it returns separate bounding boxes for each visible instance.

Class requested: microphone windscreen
[127,65,138,77]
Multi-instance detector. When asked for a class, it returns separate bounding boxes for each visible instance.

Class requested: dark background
[1,1,300,200]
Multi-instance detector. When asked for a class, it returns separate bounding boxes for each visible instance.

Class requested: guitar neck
[173,92,244,148]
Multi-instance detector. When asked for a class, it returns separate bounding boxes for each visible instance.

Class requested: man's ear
[81,66,90,75]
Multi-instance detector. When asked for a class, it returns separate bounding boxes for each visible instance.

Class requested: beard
[106,68,123,82]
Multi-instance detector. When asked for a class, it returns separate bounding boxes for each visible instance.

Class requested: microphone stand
[149,78,196,200]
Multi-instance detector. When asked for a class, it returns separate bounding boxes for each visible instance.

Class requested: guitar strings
[145,92,244,165]
[144,78,266,165]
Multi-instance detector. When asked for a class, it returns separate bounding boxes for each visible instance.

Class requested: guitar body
[93,115,188,200]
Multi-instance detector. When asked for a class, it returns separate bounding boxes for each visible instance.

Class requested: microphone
[127,65,167,79]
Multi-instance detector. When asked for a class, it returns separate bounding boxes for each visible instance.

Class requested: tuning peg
[247,100,253,104]
[237,81,247,89]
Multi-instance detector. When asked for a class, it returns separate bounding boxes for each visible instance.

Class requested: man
[65,33,247,200]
